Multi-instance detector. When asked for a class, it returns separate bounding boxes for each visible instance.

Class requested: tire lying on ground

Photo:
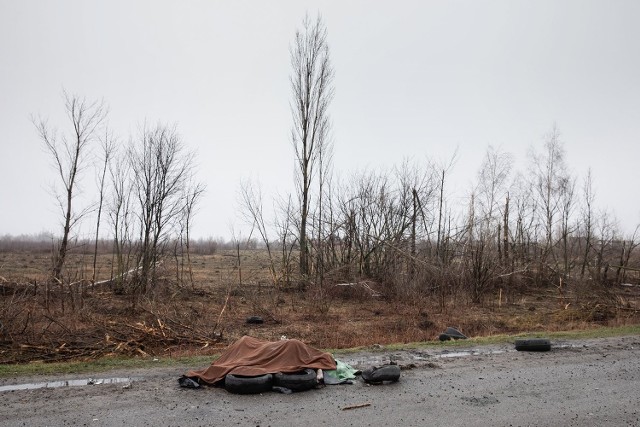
[438,333,452,341]
[224,373,273,394]
[515,338,552,352]
[273,368,317,392]
[443,327,468,339]
[246,316,264,324]
[361,364,401,384]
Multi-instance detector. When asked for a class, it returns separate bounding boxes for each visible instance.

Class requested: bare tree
[593,211,618,284]
[240,179,278,285]
[531,124,573,281]
[530,124,569,278]
[435,152,457,262]
[395,158,437,274]
[476,146,512,233]
[180,181,205,288]
[558,174,577,277]
[580,169,596,278]
[290,13,334,279]
[34,91,107,283]
[313,125,334,288]
[93,128,116,283]
[460,147,513,303]
[274,194,298,288]
[108,147,134,293]
[616,226,639,284]
[503,193,510,266]
[129,123,197,292]
[509,172,537,267]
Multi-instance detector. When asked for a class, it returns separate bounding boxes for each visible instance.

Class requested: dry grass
[1,249,639,364]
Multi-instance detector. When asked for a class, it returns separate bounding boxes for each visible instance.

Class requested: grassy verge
[2,324,638,379]
[328,324,640,354]
[0,354,218,379]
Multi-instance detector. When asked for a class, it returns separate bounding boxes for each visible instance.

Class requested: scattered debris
[332,281,382,298]
[3,315,220,364]
[400,363,417,370]
[361,364,401,384]
[272,386,293,394]
[178,376,201,389]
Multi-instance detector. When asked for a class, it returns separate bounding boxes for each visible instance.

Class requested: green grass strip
[1,324,638,378]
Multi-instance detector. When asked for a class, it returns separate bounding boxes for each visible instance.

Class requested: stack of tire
[224,368,317,394]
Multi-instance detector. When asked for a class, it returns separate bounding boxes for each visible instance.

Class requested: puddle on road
[433,349,507,359]
[340,342,588,367]
[0,377,141,392]
[343,348,513,367]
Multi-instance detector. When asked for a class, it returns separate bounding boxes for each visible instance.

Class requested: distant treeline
[0,235,259,255]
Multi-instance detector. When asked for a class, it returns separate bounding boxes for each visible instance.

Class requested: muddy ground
[1,335,639,426]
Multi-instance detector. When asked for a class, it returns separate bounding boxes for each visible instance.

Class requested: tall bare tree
[240,179,278,284]
[108,147,134,292]
[129,123,196,292]
[435,152,457,262]
[580,169,596,278]
[93,128,116,283]
[558,174,577,277]
[34,92,107,283]
[180,181,205,288]
[476,146,512,235]
[530,124,570,277]
[290,14,334,278]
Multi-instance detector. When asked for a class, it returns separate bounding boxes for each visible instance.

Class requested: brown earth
[0,249,639,364]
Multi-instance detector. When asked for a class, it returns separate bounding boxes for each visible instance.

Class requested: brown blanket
[186,336,336,385]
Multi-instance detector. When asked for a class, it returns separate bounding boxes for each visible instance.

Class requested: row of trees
[33,14,638,308]
[242,15,639,305]
[248,128,638,303]
[34,92,204,298]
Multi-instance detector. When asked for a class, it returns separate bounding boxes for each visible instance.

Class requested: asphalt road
[1,335,639,426]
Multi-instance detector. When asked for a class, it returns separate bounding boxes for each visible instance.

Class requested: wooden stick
[341,402,371,411]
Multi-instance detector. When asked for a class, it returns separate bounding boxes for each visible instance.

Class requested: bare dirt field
[1,335,639,426]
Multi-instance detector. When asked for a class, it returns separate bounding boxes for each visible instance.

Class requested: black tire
[515,338,551,352]
[246,316,264,324]
[439,333,452,341]
[361,364,401,384]
[273,368,317,392]
[444,327,467,339]
[224,373,273,394]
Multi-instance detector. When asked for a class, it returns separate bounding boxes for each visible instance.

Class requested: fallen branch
[333,282,382,297]
[91,261,163,287]
[342,402,371,411]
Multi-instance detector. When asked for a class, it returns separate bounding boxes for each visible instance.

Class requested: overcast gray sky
[1,0,639,239]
